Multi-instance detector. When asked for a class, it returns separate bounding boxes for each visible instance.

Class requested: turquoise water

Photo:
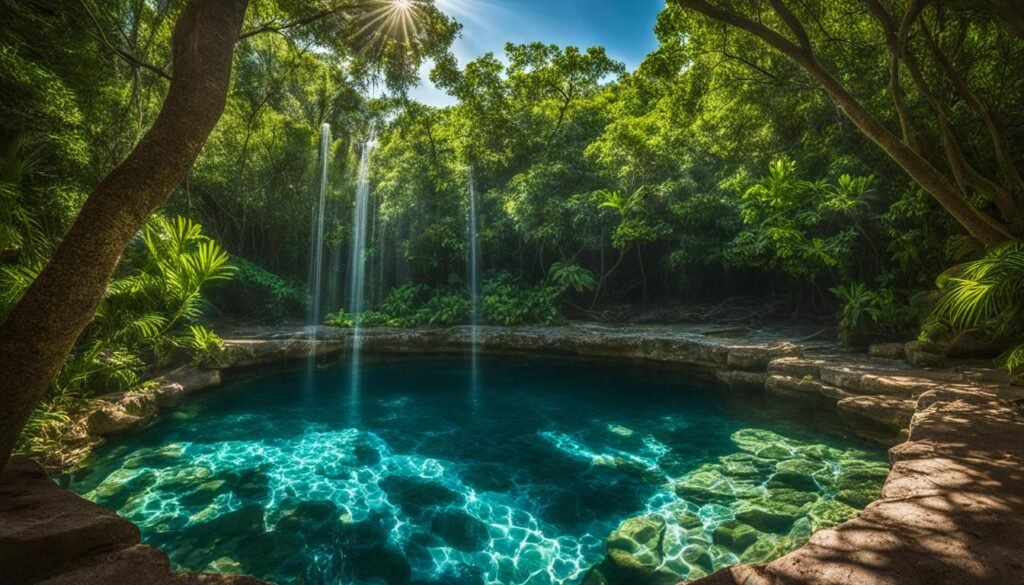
[69,356,888,585]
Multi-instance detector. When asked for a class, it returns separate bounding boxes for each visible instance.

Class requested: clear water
[68,357,887,585]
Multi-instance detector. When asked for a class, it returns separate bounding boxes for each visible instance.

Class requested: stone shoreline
[5,324,1023,585]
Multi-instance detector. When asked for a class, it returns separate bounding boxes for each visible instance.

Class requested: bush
[482,271,563,325]
[325,274,572,329]
[208,257,306,322]
[929,242,1024,380]
[830,282,918,346]
[325,282,471,328]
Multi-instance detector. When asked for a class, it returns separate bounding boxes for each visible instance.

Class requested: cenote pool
[68,356,889,585]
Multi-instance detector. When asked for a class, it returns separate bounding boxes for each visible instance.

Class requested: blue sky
[409,0,667,106]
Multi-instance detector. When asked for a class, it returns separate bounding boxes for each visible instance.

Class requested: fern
[13,215,235,462]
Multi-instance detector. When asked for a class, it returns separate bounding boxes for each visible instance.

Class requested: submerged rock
[430,510,490,552]
[674,469,760,504]
[735,504,800,534]
[596,514,680,585]
[340,520,412,584]
[712,520,759,553]
[379,475,462,517]
[607,514,665,553]
[806,498,860,531]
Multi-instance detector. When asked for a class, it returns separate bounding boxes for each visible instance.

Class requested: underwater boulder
[763,486,819,510]
[712,520,759,553]
[597,514,680,585]
[345,543,411,584]
[430,510,490,552]
[340,520,411,584]
[768,458,823,491]
[674,469,760,504]
[735,503,801,533]
[806,498,860,531]
[379,475,461,517]
[834,459,888,508]
[738,534,794,563]
[275,500,346,541]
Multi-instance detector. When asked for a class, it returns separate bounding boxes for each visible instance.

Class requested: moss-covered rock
[735,503,801,533]
[673,510,704,530]
[680,543,715,574]
[769,458,823,491]
[719,453,772,479]
[763,486,820,509]
[712,520,759,553]
[606,514,665,565]
[674,470,760,504]
[731,429,789,452]
[598,514,682,585]
[807,498,860,531]
[834,460,888,508]
[738,534,794,563]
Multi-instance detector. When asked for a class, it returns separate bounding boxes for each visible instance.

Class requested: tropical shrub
[482,271,563,326]
[729,159,864,284]
[325,283,471,328]
[208,257,306,322]
[14,215,234,462]
[830,282,918,346]
[929,242,1024,379]
[548,261,596,293]
[425,293,471,325]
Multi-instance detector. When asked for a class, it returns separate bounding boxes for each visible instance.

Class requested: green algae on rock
[589,427,887,584]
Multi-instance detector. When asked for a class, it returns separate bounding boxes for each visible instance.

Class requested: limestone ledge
[208,324,803,375]
[765,353,1019,445]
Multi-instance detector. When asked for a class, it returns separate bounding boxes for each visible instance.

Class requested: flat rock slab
[689,387,1024,585]
[0,458,140,584]
[0,459,269,585]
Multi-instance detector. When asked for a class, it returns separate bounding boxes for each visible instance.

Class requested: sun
[354,0,424,47]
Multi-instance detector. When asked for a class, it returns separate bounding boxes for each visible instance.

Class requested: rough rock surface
[55,366,222,467]
[213,324,804,375]
[0,458,268,585]
[688,387,1024,585]
[765,353,1017,445]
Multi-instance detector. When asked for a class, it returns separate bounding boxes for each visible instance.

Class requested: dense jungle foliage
[2,0,1023,459]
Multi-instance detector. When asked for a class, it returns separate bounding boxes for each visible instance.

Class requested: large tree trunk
[0,0,249,472]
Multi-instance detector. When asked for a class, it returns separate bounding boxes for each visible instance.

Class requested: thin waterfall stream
[347,140,373,421]
[306,123,331,349]
[468,167,481,405]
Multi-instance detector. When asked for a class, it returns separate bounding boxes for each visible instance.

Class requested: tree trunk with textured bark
[0,0,249,472]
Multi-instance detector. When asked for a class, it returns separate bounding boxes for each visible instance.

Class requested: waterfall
[347,140,373,422]
[307,123,331,338]
[468,167,481,407]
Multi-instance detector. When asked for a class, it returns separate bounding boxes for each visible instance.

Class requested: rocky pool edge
[4,324,1023,585]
